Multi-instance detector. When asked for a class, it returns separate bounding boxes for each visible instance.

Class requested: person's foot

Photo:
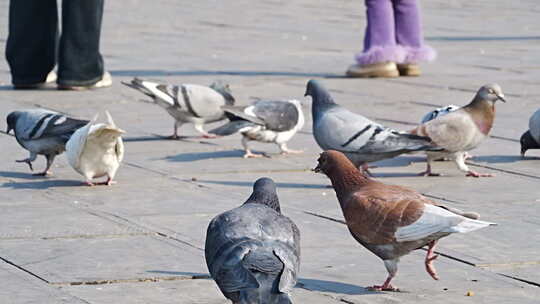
[57,72,112,91]
[346,62,399,78]
[397,63,421,76]
[13,71,57,89]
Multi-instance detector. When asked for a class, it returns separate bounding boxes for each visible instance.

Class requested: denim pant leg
[6,0,58,85]
[355,0,405,65]
[393,0,436,63]
[57,0,105,86]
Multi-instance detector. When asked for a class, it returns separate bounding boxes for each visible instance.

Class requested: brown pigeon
[410,84,505,177]
[314,150,495,291]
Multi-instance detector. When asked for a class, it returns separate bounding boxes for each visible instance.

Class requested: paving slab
[0,261,87,304]
[1,0,540,302]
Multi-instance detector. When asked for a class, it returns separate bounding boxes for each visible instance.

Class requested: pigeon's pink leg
[466,170,494,178]
[369,277,399,292]
[425,240,440,280]
[83,181,95,187]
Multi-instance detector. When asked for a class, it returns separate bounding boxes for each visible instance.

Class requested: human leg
[393,0,436,75]
[347,0,402,77]
[6,0,58,86]
[57,0,109,88]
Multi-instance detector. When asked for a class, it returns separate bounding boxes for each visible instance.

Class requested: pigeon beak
[496,94,506,103]
[312,164,322,173]
[6,126,12,134]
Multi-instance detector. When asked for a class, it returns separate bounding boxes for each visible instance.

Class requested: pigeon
[205,178,300,304]
[305,79,437,174]
[122,78,235,139]
[314,150,495,291]
[65,111,125,186]
[411,84,505,177]
[6,109,89,176]
[520,108,540,157]
[209,100,305,158]
[420,105,472,161]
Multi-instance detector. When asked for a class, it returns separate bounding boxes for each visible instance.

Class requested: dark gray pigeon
[6,109,89,176]
[205,178,300,304]
[122,78,235,139]
[209,100,304,158]
[304,79,437,174]
[520,108,540,156]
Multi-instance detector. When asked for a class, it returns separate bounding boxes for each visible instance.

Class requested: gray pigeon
[411,84,505,177]
[205,178,300,304]
[520,108,540,157]
[6,109,89,176]
[304,79,437,174]
[122,78,235,139]
[209,100,304,158]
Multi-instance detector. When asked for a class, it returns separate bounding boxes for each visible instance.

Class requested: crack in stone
[50,274,211,286]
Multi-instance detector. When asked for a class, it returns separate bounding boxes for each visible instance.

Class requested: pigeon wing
[251,100,299,132]
[395,204,495,242]
[315,107,383,152]
[414,110,476,152]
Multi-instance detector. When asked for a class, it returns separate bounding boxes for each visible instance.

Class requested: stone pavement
[1,0,540,303]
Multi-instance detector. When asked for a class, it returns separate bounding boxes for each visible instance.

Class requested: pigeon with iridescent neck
[411,84,505,177]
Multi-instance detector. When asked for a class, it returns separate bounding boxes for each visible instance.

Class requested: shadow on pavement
[111,69,344,78]
[196,179,327,189]
[164,150,246,162]
[471,155,535,163]
[298,278,375,295]
[1,179,83,189]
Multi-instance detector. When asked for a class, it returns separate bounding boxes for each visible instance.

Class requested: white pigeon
[122,78,235,139]
[420,105,472,161]
[6,109,89,176]
[411,84,506,177]
[520,108,540,156]
[305,79,438,174]
[66,112,125,186]
[209,100,304,158]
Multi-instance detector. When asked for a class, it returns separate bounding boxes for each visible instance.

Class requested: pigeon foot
[200,133,218,139]
[243,151,267,158]
[83,181,95,187]
[33,171,52,177]
[367,276,399,292]
[96,178,117,186]
[425,240,440,280]
[418,171,441,177]
[466,170,494,178]
[16,158,34,171]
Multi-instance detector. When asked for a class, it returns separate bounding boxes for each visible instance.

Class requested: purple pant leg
[356,0,435,65]
[356,0,405,65]
[393,0,436,63]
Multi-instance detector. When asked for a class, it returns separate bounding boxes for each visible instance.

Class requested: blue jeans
[6,0,105,86]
